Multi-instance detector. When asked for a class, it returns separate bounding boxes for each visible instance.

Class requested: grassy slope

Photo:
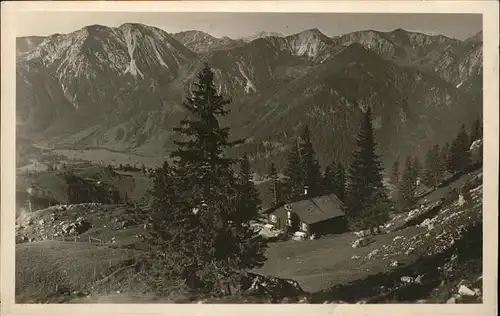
[17,203,150,250]
[15,241,141,303]
[15,168,483,303]
[254,227,422,292]
[255,169,483,294]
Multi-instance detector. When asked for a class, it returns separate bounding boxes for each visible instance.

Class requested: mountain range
[16,23,483,173]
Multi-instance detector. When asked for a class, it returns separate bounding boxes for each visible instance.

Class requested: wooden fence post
[74,235,77,242]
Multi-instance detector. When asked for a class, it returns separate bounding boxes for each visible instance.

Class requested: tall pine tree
[440,142,451,176]
[237,154,262,218]
[397,156,417,212]
[469,118,482,145]
[268,163,282,206]
[299,125,322,197]
[323,162,345,201]
[423,145,440,189]
[334,163,346,202]
[323,162,336,195]
[346,107,390,231]
[149,63,266,294]
[284,141,304,200]
[411,156,422,183]
[448,124,471,175]
[390,157,400,186]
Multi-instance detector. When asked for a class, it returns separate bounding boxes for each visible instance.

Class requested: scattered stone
[458,285,476,296]
[366,249,379,259]
[415,274,424,284]
[298,296,309,303]
[392,236,404,242]
[351,255,360,260]
[281,297,291,303]
[352,237,374,248]
[446,296,457,304]
[400,276,414,283]
[389,260,399,267]
[458,194,466,206]
[404,247,415,255]
[242,272,304,300]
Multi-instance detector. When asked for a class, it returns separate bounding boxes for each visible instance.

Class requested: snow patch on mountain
[236,62,257,93]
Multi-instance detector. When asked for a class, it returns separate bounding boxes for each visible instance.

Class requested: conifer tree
[423,144,442,189]
[323,162,345,201]
[237,154,262,217]
[268,163,282,206]
[448,124,471,175]
[440,142,451,175]
[390,157,400,186]
[299,125,322,197]
[397,156,417,211]
[149,63,266,294]
[284,141,304,200]
[334,163,346,202]
[469,118,482,145]
[412,156,422,183]
[346,107,390,230]
[323,162,337,195]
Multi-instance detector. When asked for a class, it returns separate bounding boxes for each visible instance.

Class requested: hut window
[270,214,277,223]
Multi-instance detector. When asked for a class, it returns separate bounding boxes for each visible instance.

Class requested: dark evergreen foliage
[448,124,471,175]
[284,141,304,200]
[323,162,346,202]
[237,154,263,219]
[299,125,323,197]
[411,156,422,182]
[268,163,283,206]
[390,157,400,186]
[346,107,391,231]
[147,63,267,295]
[469,118,482,145]
[423,144,443,189]
[397,156,417,212]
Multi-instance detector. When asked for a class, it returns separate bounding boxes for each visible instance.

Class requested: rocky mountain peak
[172,30,244,53]
[242,31,284,42]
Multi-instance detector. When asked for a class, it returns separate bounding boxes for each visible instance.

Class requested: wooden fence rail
[42,234,108,245]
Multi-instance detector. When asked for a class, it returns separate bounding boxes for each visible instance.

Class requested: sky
[16,12,482,40]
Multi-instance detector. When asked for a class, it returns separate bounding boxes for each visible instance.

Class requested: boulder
[400,276,414,284]
[458,285,476,296]
[446,296,457,304]
[366,248,380,260]
[352,237,374,248]
[242,272,305,300]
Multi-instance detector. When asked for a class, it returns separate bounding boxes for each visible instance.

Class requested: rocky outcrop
[241,272,305,300]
